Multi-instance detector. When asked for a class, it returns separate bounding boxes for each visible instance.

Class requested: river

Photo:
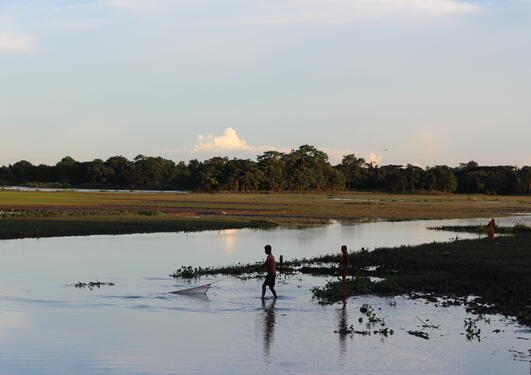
[1,216,530,374]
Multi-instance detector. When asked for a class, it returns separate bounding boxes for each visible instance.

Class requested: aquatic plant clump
[463,318,482,341]
[170,260,298,280]
[74,281,115,289]
[170,266,211,279]
[336,304,393,337]
[428,224,531,235]
[335,325,394,337]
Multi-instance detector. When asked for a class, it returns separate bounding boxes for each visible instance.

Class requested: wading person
[487,219,496,240]
[262,245,277,299]
[339,245,349,297]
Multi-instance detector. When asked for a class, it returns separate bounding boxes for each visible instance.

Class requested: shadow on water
[262,298,277,360]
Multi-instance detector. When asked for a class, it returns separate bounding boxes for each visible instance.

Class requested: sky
[0,0,530,167]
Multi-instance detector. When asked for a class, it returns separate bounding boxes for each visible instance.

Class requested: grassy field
[0,189,530,239]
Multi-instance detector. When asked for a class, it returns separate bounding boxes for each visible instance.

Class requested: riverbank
[1,190,530,239]
[0,215,276,240]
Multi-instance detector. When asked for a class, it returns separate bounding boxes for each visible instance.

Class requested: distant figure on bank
[487,219,496,240]
[339,245,349,297]
[262,245,277,299]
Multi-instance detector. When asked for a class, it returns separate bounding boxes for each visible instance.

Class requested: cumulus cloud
[365,152,382,166]
[193,128,273,153]
[0,30,35,54]
[320,148,383,165]
[240,0,479,25]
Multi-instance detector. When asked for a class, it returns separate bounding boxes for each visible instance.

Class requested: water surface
[1,216,530,374]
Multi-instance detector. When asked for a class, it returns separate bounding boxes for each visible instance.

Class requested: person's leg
[262,281,267,299]
[269,275,277,298]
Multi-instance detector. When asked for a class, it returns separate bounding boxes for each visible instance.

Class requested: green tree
[339,154,365,190]
[257,151,286,191]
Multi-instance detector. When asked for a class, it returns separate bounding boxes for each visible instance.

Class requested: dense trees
[0,145,529,195]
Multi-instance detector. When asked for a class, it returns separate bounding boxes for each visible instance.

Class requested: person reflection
[262,298,276,358]
[337,300,348,357]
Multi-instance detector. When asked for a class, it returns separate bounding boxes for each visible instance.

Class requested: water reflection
[219,229,239,255]
[262,299,276,360]
[0,310,27,335]
[337,301,348,357]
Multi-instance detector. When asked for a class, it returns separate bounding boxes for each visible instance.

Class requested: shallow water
[1,217,530,374]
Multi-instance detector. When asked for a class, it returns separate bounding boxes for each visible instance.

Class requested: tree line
[0,145,529,195]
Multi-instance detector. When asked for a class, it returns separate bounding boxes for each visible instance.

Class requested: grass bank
[309,233,531,326]
[428,223,531,235]
[0,215,276,240]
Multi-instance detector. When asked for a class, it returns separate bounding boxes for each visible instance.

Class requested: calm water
[1,217,530,374]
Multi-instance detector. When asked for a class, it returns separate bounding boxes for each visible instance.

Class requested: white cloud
[320,148,385,165]
[193,127,273,153]
[0,29,34,54]
[240,0,479,25]
[365,152,382,166]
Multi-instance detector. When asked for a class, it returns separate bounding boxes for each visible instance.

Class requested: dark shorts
[263,273,276,288]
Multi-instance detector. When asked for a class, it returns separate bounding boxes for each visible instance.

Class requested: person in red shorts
[262,245,278,300]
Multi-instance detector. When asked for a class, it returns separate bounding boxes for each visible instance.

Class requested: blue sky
[1,0,530,166]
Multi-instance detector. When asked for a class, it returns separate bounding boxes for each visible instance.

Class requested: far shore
[0,190,530,240]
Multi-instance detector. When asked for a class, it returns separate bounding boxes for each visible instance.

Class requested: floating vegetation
[170,266,211,279]
[428,224,531,235]
[335,304,393,337]
[170,261,298,280]
[335,326,393,337]
[374,328,393,336]
[335,325,370,335]
[364,305,386,326]
[463,318,482,341]
[74,281,115,289]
